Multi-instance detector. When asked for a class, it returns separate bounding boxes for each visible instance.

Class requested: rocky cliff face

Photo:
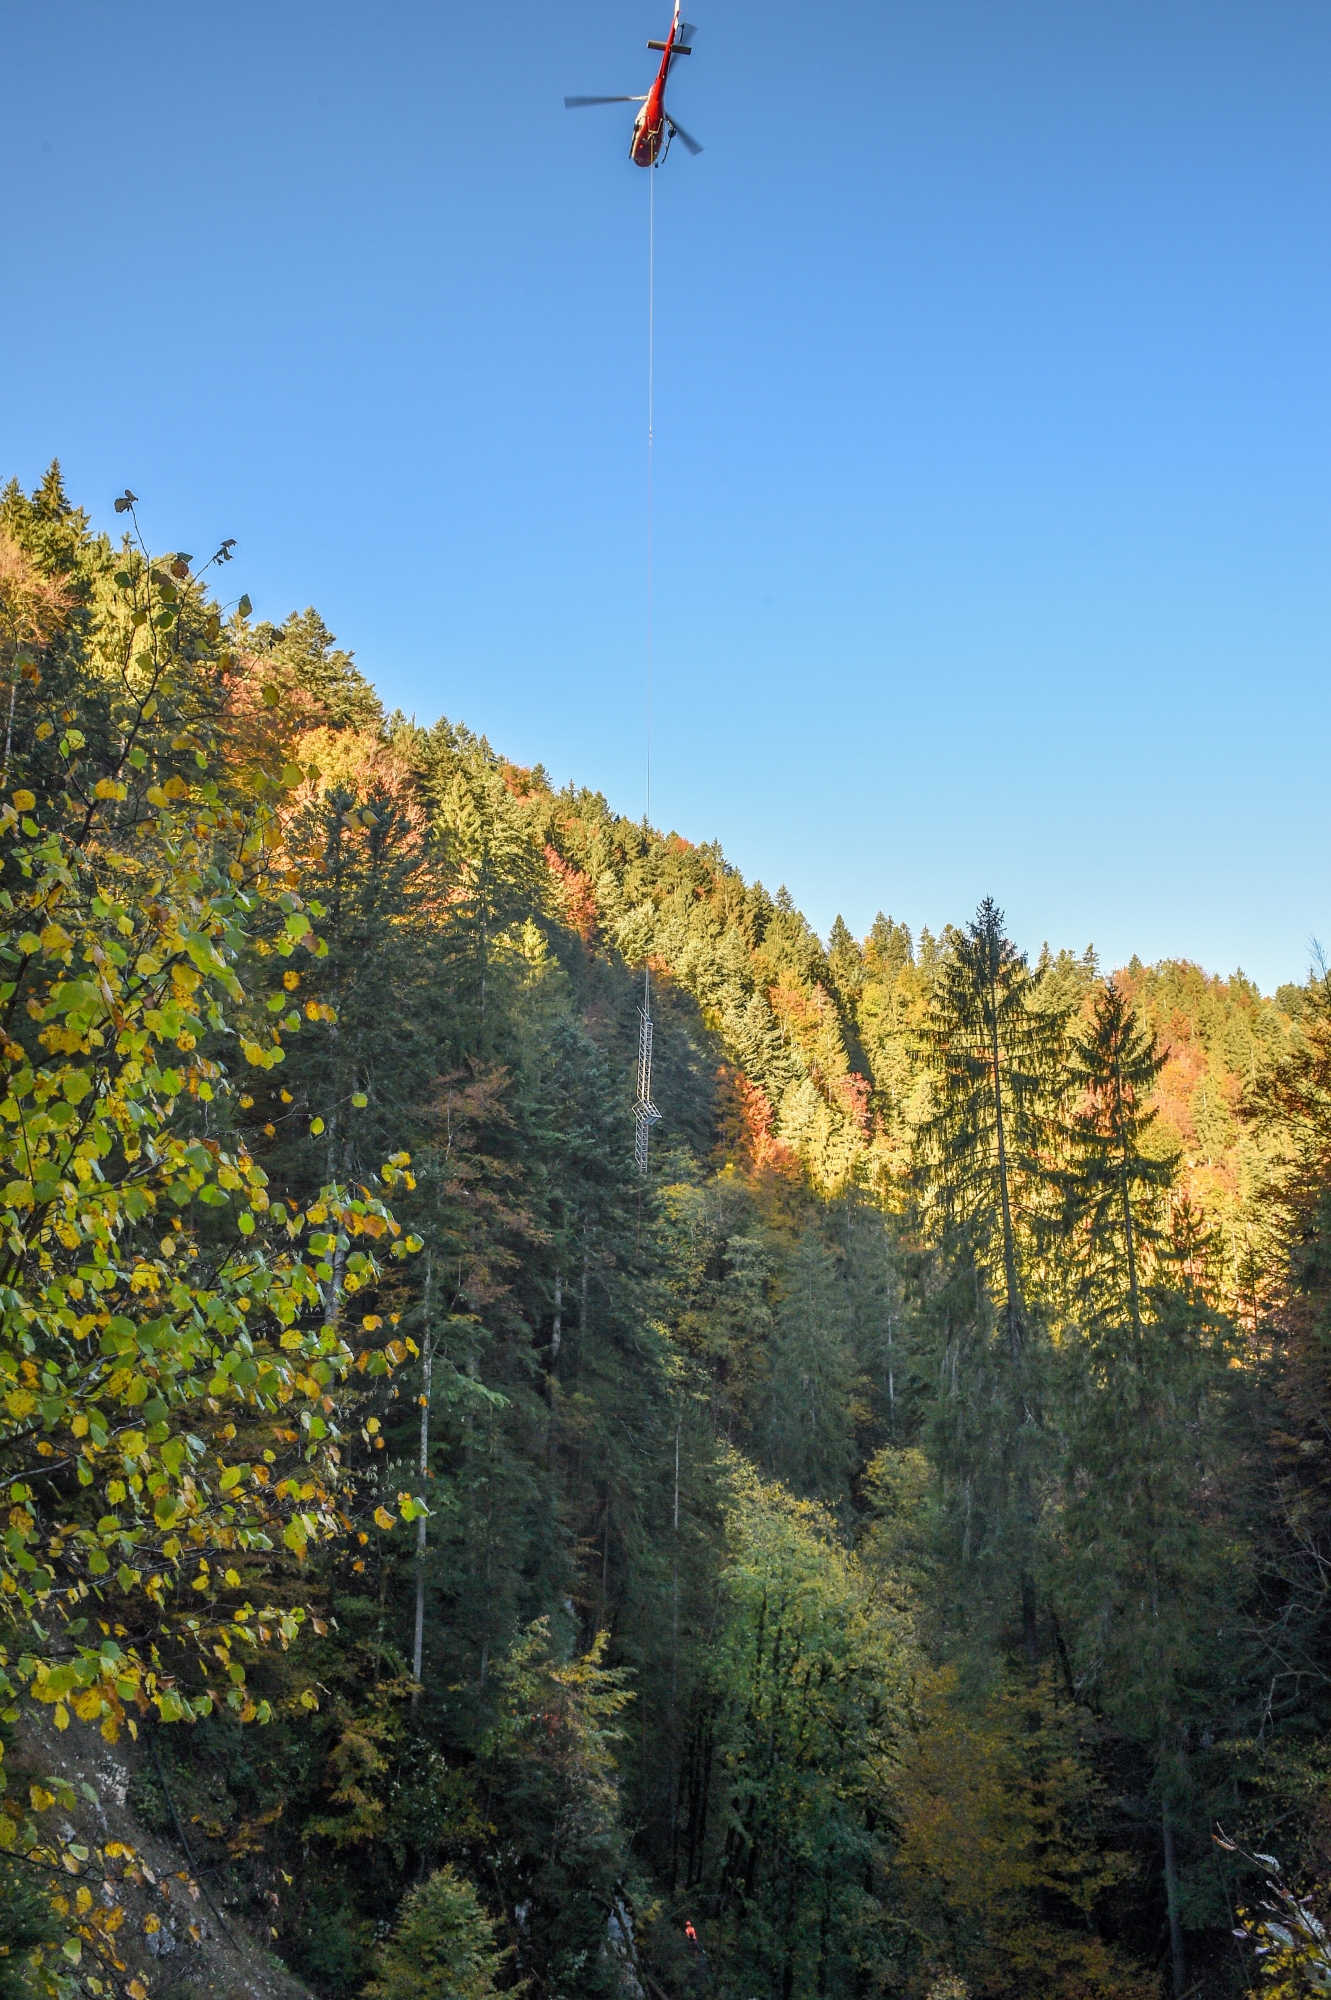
[11,1711,315,2000]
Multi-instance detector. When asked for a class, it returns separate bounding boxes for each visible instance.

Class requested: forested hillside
[2,467,1330,2000]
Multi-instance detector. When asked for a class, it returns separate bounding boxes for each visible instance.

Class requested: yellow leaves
[143,1912,160,1934]
[373,1506,397,1532]
[0,722,411,1761]
[129,1978,149,1999]
[29,1785,55,1812]
[361,1313,382,1331]
[74,1885,92,1915]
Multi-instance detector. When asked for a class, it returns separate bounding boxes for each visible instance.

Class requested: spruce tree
[1057,975,1175,1342]
[761,1231,854,1504]
[914,899,1068,1659]
[1053,979,1246,1997]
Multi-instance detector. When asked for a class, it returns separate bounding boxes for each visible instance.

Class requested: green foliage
[241,607,383,735]
[697,1459,918,1998]
[365,1865,506,2000]
[892,1670,1154,2000]
[914,898,1066,1335]
[0,497,421,1784]
[759,1231,854,1504]
[480,1620,634,1997]
[0,1858,60,2000]
[7,467,1330,2000]
[1055,975,1177,1332]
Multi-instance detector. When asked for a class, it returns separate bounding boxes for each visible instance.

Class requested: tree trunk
[988,981,1038,1666]
[411,1251,433,1709]
[1162,1798,1187,1999]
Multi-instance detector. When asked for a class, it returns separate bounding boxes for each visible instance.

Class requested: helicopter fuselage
[630,25,680,165]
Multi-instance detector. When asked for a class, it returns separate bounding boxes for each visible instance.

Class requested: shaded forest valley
[2,467,1331,2000]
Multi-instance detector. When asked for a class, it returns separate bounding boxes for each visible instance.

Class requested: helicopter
[565,1,702,166]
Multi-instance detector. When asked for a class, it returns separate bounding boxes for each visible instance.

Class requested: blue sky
[5,0,1330,991]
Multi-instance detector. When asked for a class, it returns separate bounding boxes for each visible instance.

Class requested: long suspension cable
[647,152,654,831]
[635,156,662,1177]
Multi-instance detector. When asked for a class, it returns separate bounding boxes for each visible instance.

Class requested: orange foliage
[291,726,421,819]
[544,844,598,943]
[833,1070,872,1135]
[0,532,73,662]
[221,650,325,774]
[715,1066,802,1181]
[768,981,818,1038]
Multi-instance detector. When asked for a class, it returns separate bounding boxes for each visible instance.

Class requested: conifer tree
[826,913,865,1009]
[1056,977,1174,1335]
[760,1231,854,1504]
[916,899,1065,1357]
[914,899,1067,1658]
[1053,979,1246,1996]
[429,748,547,1026]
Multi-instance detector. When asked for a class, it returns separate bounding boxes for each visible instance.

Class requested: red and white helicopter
[565,2,702,166]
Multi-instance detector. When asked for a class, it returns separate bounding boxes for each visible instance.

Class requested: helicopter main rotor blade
[666,115,703,154]
[565,93,645,107]
[677,21,698,45]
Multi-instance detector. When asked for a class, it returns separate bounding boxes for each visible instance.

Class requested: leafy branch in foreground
[0,525,424,1901]
[1218,1835,1331,1996]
